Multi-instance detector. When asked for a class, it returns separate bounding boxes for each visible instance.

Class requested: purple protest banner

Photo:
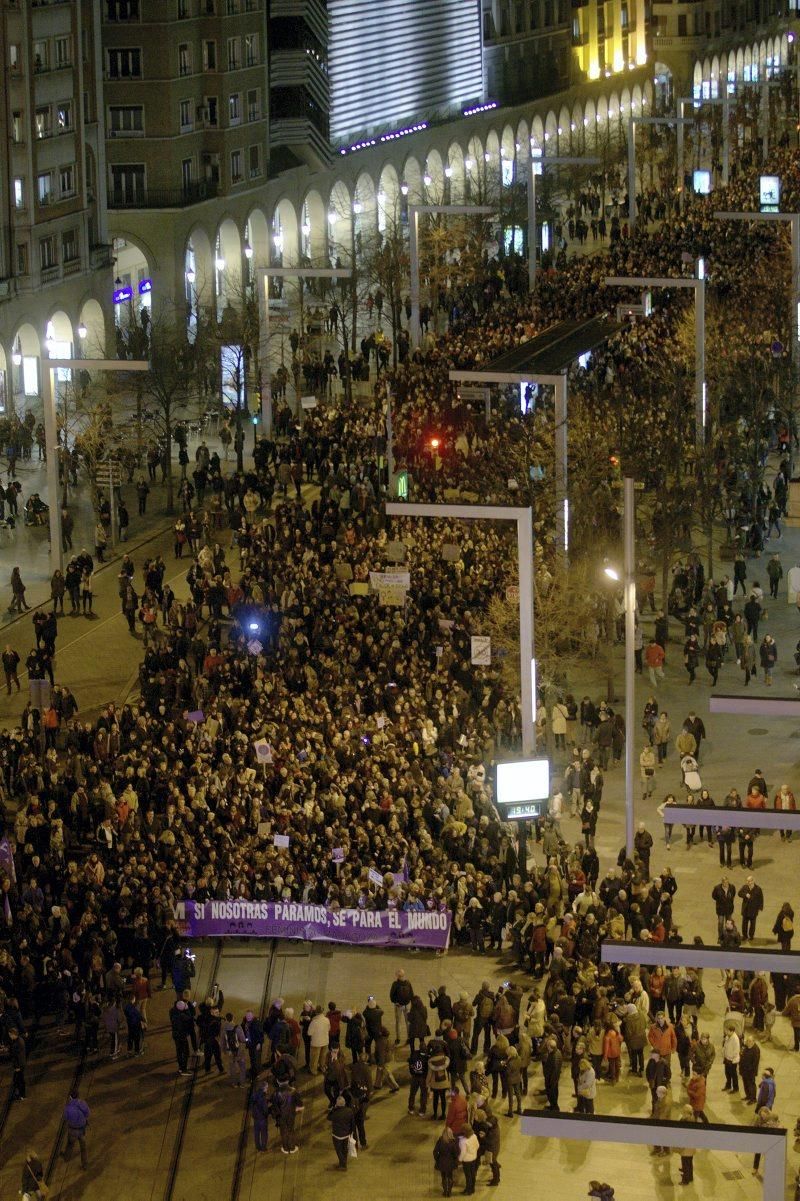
[176,899,451,951]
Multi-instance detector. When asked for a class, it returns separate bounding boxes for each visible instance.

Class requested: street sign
[506,585,520,604]
[459,385,488,401]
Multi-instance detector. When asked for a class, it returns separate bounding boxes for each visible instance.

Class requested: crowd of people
[1,115,800,1197]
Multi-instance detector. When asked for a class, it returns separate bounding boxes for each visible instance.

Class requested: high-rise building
[0,0,113,413]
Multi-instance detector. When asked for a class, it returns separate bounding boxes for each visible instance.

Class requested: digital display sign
[693,170,711,195]
[496,759,550,821]
[329,0,483,144]
[760,175,781,212]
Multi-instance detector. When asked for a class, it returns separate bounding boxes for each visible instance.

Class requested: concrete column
[41,366,64,575]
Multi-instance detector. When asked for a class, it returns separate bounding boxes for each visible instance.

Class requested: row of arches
[0,300,106,411]
[693,34,791,97]
[123,80,655,321]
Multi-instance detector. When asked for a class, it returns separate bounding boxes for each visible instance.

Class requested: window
[247,88,260,121]
[107,0,141,17]
[229,93,241,124]
[35,108,52,139]
[245,33,258,65]
[227,37,241,70]
[179,43,191,75]
[109,105,144,134]
[248,144,261,178]
[57,101,73,132]
[60,164,76,197]
[182,158,193,189]
[206,96,219,126]
[62,229,78,263]
[180,99,193,130]
[230,150,242,183]
[204,0,216,11]
[9,44,20,71]
[621,4,628,26]
[12,112,23,144]
[110,164,145,204]
[13,179,24,210]
[245,0,257,9]
[227,0,239,10]
[203,40,217,71]
[33,41,49,72]
[55,37,72,68]
[677,13,687,34]
[39,237,57,270]
[178,0,190,15]
[38,171,52,204]
[16,244,28,276]
[107,48,142,78]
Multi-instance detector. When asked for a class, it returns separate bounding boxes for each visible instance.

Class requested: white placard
[470,635,491,666]
[254,739,273,764]
[300,395,318,409]
[368,867,384,887]
[273,833,290,849]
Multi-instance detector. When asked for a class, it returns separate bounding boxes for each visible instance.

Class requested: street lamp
[77,323,88,340]
[627,115,694,229]
[527,153,601,293]
[408,203,494,348]
[602,476,637,860]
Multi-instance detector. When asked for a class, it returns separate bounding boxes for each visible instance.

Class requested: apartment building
[0,0,112,413]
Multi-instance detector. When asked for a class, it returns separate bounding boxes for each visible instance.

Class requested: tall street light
[527,153,601,293]
[43,358,150,573]
[676,94,731,202]
[628,115,694,229]
[408,204,494,349]
[256,266,351,435]
[605,261,707,448]
[603,475,637,860]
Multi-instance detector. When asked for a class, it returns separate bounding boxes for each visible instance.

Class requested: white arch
[328,179,352,265]
[377,163,402,232]
[301,188,327,263]
[447,142,466,204]
[78,298,106,358]
[12,322,41,401]
[425,148,446,202]
[245,206,270,271]
[272,198,299,267]
[402,154,423,204]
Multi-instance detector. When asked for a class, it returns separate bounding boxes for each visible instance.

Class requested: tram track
[229,938,278,1201]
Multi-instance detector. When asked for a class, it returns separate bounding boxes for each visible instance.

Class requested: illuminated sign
[693,169,711,195]
[113,286,133,304]
[328,0,483,143]
[760,175,781,212]
[496,758,551,821]
[138,278,153,295]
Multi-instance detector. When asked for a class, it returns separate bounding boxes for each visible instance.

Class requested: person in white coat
[308,1006,331,1073]
[722,1024,741,1093]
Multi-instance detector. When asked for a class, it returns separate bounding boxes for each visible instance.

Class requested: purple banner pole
[177,900,451,951]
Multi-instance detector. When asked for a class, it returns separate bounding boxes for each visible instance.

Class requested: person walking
[576,1058,596,1114]
[759,635,777,686]
[683,635,699,684]
[755,1067,776,1111]
[772,902,794,952]
[427,1042,451,1119]
[273,1079,304,1154]
[251,1081,271,1151]
[21,1151,45,1199]
[712,877,736,941]
[389,969,413,1044]
[740,1035,760,1103]
[9,1027,26,1099]
[639,746,656,799]
[781,989,800,1050]
[645,639,665,688]
[308,1005,330,1074]
[63,1089,90,1168]
[80,568,94,615]
[740,634,756,685]
[433,1126,460,1196]
[541,1036,563,1109]
[9,567,29,613]
[2,645,20,694]
[738,876,764,942]
[329,1095,356,1170]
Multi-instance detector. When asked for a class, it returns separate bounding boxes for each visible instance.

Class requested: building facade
[0,0,112,415]
[0,0,793,416]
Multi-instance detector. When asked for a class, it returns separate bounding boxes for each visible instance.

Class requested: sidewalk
[0,421,235,625]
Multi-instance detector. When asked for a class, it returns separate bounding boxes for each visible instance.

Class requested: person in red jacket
[686,1071,708,1123]
[602,1025,622,1084]
[647,1014,677,1078]
[445,1086,468,1135]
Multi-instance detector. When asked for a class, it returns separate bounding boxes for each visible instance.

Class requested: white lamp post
[408,204,494,349]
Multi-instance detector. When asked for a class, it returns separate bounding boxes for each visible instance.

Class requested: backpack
[430,1059,449,1087]
[409,1051,425,1076]
[478,993,494,1021]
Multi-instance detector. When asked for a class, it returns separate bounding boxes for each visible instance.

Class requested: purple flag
[0,836,16,885]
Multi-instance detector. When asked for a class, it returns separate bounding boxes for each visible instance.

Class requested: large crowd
[2,117,800,1198]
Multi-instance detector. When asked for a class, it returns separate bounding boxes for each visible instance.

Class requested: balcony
[90,243,114,269]
[40,265,60,285]
[0,279,17,302]
[62,258,82,276]
[107,180,219,209]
